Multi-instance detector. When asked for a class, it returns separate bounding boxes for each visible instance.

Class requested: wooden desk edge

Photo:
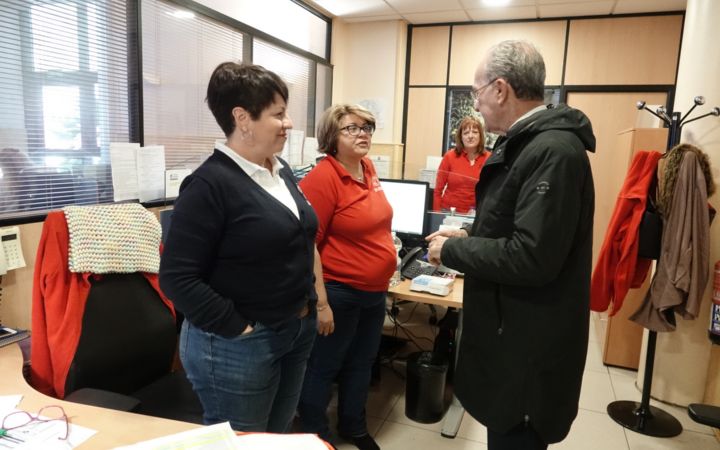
[0,343,202,449]
[388,278,463,308]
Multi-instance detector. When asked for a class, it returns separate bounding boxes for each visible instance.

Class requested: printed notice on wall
[165,169,192,199]
[368,155,390,179]
[110,143,167,202]
[110,143,141,202]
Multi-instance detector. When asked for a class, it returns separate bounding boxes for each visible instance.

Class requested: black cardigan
[160,150,318,337]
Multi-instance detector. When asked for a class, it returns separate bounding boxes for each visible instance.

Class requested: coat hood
[507,104,596,153]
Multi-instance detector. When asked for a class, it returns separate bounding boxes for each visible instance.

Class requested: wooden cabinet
[600,127,668,369]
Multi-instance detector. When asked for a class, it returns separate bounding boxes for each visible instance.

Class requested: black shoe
[339,433,380,450]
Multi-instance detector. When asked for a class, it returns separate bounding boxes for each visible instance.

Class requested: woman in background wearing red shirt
[298,104,395,450]
[433,116,488,213]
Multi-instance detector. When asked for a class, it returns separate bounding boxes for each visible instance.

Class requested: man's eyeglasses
[339,124,375,136]
[1,405,69,442]
[470,78,498,102]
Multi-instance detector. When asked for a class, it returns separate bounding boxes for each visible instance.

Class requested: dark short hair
[206,62,289,137]
[316,104,375,154]
[454,116,485,156]
[484,40,545,101]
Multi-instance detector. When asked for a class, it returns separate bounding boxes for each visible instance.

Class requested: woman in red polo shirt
[298,104,395,450]
[433,115,489,213]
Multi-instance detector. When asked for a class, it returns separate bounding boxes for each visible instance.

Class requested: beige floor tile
[385,390,447,433]
[579,369,617,413]
[550,408,629,450]
[608,366,642,401]
[585,338,610,374]
[608,367,714,435]
[456,412,487,443]
[589,314,600,343]
[624,428,720,450]
[373,421,488,450]
[366,365,405,420]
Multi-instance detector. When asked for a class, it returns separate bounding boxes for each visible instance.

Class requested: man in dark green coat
[427,40,596,449]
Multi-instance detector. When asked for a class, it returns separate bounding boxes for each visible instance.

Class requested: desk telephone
[400,246,438,279]
[0,227,26,275]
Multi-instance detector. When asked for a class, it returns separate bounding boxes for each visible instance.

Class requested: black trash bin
[405,351,448,423]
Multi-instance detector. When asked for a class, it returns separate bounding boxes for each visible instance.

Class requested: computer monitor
[380,179,429,247]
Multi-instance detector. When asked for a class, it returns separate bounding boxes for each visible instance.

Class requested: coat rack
[606,96,720,437]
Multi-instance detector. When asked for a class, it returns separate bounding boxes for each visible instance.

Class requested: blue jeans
[179,313,316,432]
[298,281,386,438]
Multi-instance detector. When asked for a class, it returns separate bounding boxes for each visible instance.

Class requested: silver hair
[483,40,545,101]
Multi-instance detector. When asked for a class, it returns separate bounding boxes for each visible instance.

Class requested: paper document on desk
[113,422,237,449]
[113,422,329,450]
[0,395,22,413]
[235,432,329,449]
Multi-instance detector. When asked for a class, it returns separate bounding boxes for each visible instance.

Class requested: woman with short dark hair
[160,62,325,432]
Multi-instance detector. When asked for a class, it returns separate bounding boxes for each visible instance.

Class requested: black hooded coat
[442,104,596,443]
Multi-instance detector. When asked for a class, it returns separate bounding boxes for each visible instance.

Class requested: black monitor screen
[380,179,428,238]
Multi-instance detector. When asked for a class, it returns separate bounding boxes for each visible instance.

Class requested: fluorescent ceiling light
[482,0,512,7]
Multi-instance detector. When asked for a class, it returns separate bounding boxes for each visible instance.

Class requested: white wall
[645,0,720,405]
[330,20,407,145]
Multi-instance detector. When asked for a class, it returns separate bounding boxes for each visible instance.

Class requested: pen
[0,428,24,444]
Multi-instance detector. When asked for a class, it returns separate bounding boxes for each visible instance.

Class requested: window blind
[253,39,312,137]
[142,0,244,173]
[0,0,130,220]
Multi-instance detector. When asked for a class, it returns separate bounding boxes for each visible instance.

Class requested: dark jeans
[487,422,548,450]
[298,281,386,438]
[180,313,316,432]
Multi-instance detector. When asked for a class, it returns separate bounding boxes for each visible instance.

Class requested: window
[143,0,331,173]
[253,39,313,136]
[0,0,331,221]
[0,0,130,219]
[195,0,329,59]
[444,87,561,151]
[142,0,244,171]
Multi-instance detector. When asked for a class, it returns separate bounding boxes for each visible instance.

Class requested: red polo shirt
[300,156,396,292]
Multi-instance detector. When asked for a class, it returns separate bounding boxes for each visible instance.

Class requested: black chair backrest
[65,273,177,395]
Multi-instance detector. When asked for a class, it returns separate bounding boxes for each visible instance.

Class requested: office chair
[31,206,203,424]
[64,273,203,423]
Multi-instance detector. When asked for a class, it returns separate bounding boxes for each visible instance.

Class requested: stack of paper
[113,422,330,450]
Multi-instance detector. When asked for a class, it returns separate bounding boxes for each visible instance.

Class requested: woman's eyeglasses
[339,124,375,136]
[1,405,69,442]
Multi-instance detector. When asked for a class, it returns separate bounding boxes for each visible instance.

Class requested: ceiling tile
[309,0,395,17]
[460,0,535,7]
[387,0,464,14]
[613,0,686,14]
[342,14,405,23]
[467,5,538,21]
[536,0,604,4]
[539,1,613,18]
[403,10,472,24]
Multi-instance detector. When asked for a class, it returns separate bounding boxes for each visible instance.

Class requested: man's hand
[426,228,468,241]
[426,228,467,266]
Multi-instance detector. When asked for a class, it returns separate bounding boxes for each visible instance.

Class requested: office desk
[388,278,463,309]
[0,343,202,448]
[387,278,465,438]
